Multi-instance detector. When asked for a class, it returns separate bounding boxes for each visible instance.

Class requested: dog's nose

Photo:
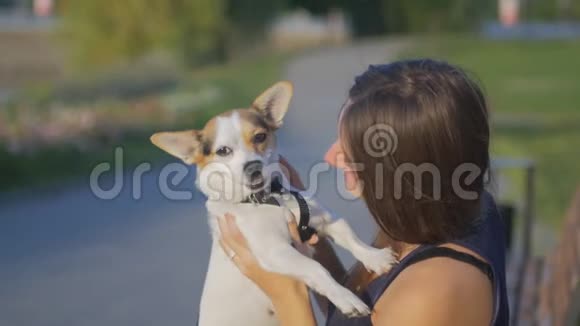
[243,160,263,180]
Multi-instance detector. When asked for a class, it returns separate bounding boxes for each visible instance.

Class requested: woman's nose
[324,141,340,167]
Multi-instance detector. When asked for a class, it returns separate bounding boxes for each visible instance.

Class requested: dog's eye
[252,133,267,144]
[216,146,232,157]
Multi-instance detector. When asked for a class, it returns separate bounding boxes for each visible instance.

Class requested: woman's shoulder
[371,245,493,325]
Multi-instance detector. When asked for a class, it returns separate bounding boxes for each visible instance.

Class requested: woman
[218,59,509,325]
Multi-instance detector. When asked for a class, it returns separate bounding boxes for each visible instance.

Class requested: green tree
[381,0,490,33]
[289,0,386,36]
[227,0,287,33]
[225,0,287,52]
[523,0,580,20]
[287,0,493,36]
[59,0,226,69]
[344,0,386,36]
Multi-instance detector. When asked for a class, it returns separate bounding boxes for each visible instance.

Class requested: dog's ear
[150,130,201,164]
[252,81,293,128]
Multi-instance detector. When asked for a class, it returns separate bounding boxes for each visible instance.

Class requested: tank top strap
[365,244,493,305]
[365,244,435,304]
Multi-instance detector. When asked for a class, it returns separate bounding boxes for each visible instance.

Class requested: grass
[0,53,288,192]
[399,35,580,227]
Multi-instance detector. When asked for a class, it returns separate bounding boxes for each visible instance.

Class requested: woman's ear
[252,81,293,128]
[150,130,201,164]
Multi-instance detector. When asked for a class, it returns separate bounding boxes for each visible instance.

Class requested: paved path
[0,40,404,326]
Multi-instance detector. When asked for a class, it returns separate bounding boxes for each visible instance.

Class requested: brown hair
[340,59,490,248]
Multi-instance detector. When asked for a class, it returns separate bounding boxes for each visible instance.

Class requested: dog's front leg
[258,244,370,317]
[318,219,397,275]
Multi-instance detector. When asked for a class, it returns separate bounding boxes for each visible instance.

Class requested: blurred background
[0,0,579,325]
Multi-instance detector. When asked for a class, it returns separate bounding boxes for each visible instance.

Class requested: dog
[150,81,396,325]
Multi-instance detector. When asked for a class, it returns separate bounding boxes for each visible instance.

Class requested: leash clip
[249,193,259,205]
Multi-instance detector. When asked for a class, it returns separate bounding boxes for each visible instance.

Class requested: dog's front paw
[330,287,371,317]
[356,247,397,275]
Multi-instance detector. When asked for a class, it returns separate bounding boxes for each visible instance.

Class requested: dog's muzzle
[243,160,264,189]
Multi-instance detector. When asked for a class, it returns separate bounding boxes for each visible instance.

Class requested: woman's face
[324,140,361,197]
[324,108,363,197]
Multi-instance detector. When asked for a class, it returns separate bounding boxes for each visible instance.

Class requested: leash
[241,178,317,242]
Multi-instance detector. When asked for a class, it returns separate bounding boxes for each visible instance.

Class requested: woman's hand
[218,213,317,299]
[217,213,301,299]
[218,213,318,326]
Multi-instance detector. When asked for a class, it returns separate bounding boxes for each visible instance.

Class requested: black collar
[241,178,317,242]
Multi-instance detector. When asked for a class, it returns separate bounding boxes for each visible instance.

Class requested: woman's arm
[269,284,317,326]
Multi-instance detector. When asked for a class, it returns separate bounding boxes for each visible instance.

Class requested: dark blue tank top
[326,192,510,325]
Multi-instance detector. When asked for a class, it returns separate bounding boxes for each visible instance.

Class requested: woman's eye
[252,133,267,144]
[216,146,232,157]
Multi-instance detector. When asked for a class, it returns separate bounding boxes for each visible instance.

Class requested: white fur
[199,180,397,325]
[197,132,396,324]
[197,113,264,203]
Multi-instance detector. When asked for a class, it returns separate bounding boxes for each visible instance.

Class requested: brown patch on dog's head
[237,109,275,154]
[150,117,218,168]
